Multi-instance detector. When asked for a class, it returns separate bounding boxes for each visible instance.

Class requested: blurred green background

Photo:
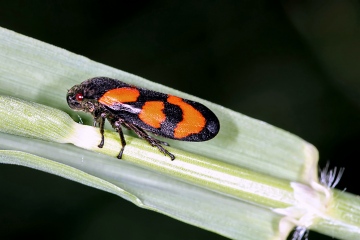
[1,1,360,239]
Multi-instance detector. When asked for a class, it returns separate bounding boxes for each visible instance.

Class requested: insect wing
[99,87,219,141]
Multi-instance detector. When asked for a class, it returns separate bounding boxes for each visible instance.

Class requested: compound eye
[75,93,84,101]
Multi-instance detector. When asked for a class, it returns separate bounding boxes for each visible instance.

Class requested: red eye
[75,93,84,101]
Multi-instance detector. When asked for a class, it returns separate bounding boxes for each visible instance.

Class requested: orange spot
[167,96,206,138]
[139,101,166,128]
[99,88,140,106]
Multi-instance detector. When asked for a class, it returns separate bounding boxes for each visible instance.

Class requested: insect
[66,77,220,160]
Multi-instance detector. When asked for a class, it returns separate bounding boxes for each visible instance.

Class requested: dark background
[1,1,360,239]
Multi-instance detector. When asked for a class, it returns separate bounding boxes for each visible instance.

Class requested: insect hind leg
[126,123,175,160]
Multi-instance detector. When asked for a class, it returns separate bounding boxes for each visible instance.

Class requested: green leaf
[0,136,283,240]
[0,27,318,182]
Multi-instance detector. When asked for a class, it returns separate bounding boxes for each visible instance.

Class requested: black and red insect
[67,77,220,160]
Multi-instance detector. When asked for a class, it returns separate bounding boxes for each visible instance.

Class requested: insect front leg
[126,123,175,160]
[95,113,107,148]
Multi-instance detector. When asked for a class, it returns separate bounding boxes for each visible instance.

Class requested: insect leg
[126,123,175,160]
[116,125,126,159]
[96,113,106,148]
[121,123,132,131]
[110,119,126,159]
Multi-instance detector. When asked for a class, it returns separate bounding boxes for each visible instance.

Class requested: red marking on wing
[167,96,206,138]
[99,88,140,106]
[139,101,166,128]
